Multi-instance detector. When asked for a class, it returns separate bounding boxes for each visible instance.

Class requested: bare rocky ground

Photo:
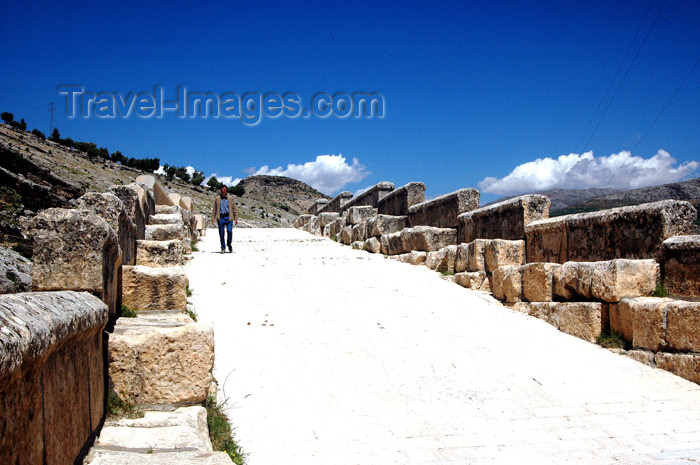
[186,228,700,465]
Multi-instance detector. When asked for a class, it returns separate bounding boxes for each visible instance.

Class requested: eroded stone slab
[408,188,480,228]
[121,266,188,311]
[662,235,700,298]
[136,240,184,267]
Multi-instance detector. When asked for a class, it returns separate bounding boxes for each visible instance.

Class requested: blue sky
[1,0,698,203]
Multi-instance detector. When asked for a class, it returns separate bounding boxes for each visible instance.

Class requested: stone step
[145,224,185,241]
[136,240,183,267]
[122,265,187,311]
[85,450,233,465]
[149,213,184,226]
[109,314,214,407]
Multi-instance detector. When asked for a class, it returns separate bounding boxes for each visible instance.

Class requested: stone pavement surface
[186,228,700,465]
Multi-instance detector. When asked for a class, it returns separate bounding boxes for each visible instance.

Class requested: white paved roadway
[186,228,700,465]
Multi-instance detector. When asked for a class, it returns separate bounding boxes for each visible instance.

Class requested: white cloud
[478,150,698,195]
[203,173,241,187]
[154,165,165,175]
[254,154,370,195]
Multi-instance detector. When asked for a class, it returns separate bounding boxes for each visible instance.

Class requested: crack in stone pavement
[186,228,700,465]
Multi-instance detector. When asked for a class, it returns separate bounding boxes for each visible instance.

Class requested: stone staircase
[84,202,228,462]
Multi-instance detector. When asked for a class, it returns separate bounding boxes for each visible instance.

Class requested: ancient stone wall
[317,191,353,213]
[340,182,395,211]
[377,182,425,216]
[408,188,480,228]
[0,291,108,465]
[307,199,329,215]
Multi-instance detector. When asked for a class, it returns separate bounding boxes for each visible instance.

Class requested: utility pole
[49,102,54,134]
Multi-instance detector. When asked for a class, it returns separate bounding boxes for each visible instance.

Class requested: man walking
[211,185,238,253]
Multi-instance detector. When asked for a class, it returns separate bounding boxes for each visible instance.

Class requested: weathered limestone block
[145,223,185,241]
[86,450,234,465]
[401,226,458,252]
[341,182,395,211]
[393,253,412,264]
[23,208,121,320]
[339,225,354,245]
[590,259,659,302]
[122,265,188,311]
[662,235,700,298]
[351,241,364,250]
[466,239,489,272]
[522,262,560,302]
[149,213,184,226]
[426,245,457,273]
[378,182,426,216]
[76,192,137,266]
[347,206,378,225]
[327,217,347,239]
[528,302,602,342]
[491,265,522,303]
[367,214,407,237]
[0,246,32,294]
[454,243,469,273]
[654,353,700,385]
[293,214,313,229]
[352,222,368,243]
[155,205,179,215]
[302,215,321,235]
[666,301,700,352]
[136,240,183,267]
[622,297,673,351]
[380,231,407,256]
[109,315,214,406]
[526,200,696,263]
[0,291,107,465]
[108,183,147,240]
[484,239,525,274]
[454,271,490,291]
[424,251,441,270]
[135,174,174,206]
[365,237,381,254]
[554,259,658,302]
[408,188,480,228]
[317,191,353,213]
[180,196,193,211]
[457,194,550,244]
[168,193,182,210]
[318,212,340,228]
[308,199,329,215]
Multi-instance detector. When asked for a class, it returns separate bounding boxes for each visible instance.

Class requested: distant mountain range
[489,177,700,218]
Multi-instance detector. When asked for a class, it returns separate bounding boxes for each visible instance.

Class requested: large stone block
[380,231,406,255]
[522,262,560,302]
[122,265,188,311]
[623,297,673,351]
[301,215,321,235]
[351,222,368,243]
[662,235,700,298]
[364,237,381,254]
[23,208,121,320]
[0,291,107,465]
[136,240,184,267]
[146,223,185,241]
[347,206,377,225]
[76,192,137,266]
[339,225,353,245]
[318,212,340,228]
[654,353,700,385]
[666,301,700,352]
[307,199,329,215]
[135,174,174,206]
[454,271,490,291]
[149,213,184,226]
[525,200,696,263]
[367,214,407,237]
[484,239,525,274]
[408,188,480,228]
[466,239,489,272]
[429,245,457,273]
[491,265,522,303]
[527,302,602,342]
[341,182,395,211]
[401,226,458,252]
[378,182,426,216]
[108,183,147,240]
[317,191,353,214]
[554,259,658,302]
[457,194,550,244]
[293,214,314,229]
[109,314,214,406]
[327,217,347,239]
[155,205,179,215]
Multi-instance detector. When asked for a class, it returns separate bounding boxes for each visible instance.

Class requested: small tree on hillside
[229,184,245,196]
[175,166,190,183]
[191,170,205,186]
[19,119,27,131]
[50,128,61,142]
[207,176,221,191]
[31,129,46,140]
[1,112,13,124]
[165,165,177,181]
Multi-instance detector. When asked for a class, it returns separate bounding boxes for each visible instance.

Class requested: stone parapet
[377,182,426,216]
[23,208,121,321]
[0,291,108,465]
[401,226,458,252]
[408,188,480,228]
[307,199,329,215]
[317,191,353,214]
[108,184,148,241]
[76,192,137,266]
[525,200,697,263]
[662,235,700,298]
[340,182,395,211]
[367,215,407,238]
[457,194,550,244]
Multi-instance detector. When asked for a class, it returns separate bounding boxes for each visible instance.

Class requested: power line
[632,58,700,153]
[582,0,668,153]
[574,0,657,153]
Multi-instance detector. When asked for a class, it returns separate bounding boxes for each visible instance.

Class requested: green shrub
[107,391,143,419]
[596,330,626,349]
[206,395,246,464]
[120,304,138,318]
[185,307,198,322]
[652,281,668,298]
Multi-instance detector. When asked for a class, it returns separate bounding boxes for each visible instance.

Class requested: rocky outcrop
[0,246,31,294]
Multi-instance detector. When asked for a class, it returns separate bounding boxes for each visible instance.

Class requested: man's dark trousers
[218,217,233,251]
